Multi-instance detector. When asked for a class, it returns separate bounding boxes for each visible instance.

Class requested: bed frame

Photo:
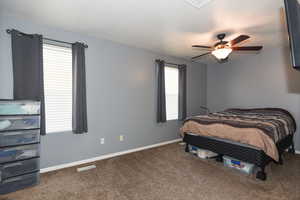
[183,133,295,181]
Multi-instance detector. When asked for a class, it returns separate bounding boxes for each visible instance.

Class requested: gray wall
[207,45,300,150]
[0,13,207,168]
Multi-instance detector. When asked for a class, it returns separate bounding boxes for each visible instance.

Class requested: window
[165,66,179,120]
[43,43,72,133]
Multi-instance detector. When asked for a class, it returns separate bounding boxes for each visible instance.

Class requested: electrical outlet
[119,135,124,141]
[100,138,105,144]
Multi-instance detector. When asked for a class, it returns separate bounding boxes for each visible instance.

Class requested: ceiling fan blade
[232,46,263,51]
[230,35,250,46]
[192,45,212,49]
[191,52,211,60]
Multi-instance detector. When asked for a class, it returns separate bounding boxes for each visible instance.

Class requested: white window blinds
[165,66,179,120]
[43,43,72,133]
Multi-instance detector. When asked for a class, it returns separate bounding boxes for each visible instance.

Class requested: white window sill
[167,118,179,121]
[46,130,72,134]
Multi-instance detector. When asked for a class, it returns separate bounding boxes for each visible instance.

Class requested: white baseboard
[40,138,182,173]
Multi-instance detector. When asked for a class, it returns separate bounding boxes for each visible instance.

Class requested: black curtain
[11,29,46,135]
[155,59,166,123]
[178,64,187,121]
[72,42,88,134]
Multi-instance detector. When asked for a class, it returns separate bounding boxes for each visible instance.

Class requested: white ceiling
[0,0,289,62]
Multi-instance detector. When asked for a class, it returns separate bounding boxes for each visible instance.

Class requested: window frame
[42,41,73,134]
[164,65,179,121]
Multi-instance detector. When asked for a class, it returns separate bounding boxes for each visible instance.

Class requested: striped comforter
[181,108,296,161]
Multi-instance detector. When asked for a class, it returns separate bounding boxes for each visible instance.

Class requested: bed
[181,108,296,181]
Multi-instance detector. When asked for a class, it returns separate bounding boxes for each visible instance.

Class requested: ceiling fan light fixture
[211,47,232,60]
[191,33,262,62]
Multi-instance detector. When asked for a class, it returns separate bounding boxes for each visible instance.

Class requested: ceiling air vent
[184,0,213,9]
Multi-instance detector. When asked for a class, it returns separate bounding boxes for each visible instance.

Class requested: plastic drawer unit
[0,129,40,147]
[0,116,40,131]
[0,172,39,194]
[0,100,40,195]
[0,158,40,180]
[0,144,39,164]
[0,101,40,115]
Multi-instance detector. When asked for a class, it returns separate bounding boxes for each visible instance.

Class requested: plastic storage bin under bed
[223,156,255,174]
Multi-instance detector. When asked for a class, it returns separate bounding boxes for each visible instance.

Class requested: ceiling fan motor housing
[217,33,226,41]
[214,33,228,47]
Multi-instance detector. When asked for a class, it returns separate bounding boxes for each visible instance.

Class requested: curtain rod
[165,62,183,66]
[156,60,186,68]
[6,29,88,48]
[165,62,184,67]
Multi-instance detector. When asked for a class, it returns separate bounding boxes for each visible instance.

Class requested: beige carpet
[1,143,300,200]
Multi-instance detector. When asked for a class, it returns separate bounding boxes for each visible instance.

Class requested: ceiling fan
[191,33,263,62]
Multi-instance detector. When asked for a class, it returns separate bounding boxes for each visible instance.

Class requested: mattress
[181,108,296,161]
